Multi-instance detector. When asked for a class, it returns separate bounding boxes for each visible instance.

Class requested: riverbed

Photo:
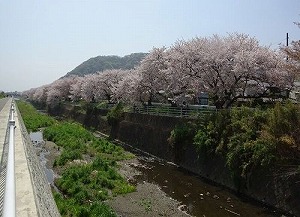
[30,131,288,217]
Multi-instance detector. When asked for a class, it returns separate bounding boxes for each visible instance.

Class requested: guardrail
[3,102,16,217]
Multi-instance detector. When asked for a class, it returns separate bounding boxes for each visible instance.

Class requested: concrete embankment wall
[59,104,299,216]
[16,104,60,217]
[114,112,300,216]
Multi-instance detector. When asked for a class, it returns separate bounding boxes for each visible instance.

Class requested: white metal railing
[3,101,16,217]
[133,104,216,117]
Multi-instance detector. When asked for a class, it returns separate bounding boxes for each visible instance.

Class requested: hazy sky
[0,0,299,92]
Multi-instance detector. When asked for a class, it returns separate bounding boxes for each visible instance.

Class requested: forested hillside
[65,53,147,77]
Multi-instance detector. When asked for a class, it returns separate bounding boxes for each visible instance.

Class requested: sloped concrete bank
[56,104,300,216]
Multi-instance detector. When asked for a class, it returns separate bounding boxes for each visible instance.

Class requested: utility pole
[286,33,289,61]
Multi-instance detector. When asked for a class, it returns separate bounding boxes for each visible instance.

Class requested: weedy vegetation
[18,100,135,217]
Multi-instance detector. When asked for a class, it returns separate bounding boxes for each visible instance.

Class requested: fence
[133,104,216,117]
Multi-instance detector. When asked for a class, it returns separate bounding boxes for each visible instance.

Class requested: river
[30,131,55,185]
[30,131,288,217]
[120,143,287,217]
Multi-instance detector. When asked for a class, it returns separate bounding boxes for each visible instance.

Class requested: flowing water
[120,144,289,217]
[30,131,289,217]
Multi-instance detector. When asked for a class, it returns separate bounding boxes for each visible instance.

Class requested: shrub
[168,122,196,148]
[54,192,116,217]
[192,106,284,187]
[55,149,82,166]
[193,110,231,156]
[107,103,124,125]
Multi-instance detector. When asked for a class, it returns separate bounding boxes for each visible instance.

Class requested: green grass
[45,122,136,216]
[18,101,136,217]
[17,100,56,131]
[54,192,116,217]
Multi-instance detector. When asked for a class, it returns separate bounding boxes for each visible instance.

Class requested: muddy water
[124,147,285,217]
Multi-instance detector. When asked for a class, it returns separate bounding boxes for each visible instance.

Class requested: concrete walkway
[0,98,38,216]
[0,98,10,163]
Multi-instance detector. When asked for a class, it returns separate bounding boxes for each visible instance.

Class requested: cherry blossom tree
[80,69,125,103]
[93,69,125,102]
[23,33,293,109]
[22,88,37,101]
[112,69,142,104]
[69,76,84,102]
[81,74,98,102]
[135,47,169,105]
[32,85,49,105]
[167,34,293,108]
[46,76,78,105]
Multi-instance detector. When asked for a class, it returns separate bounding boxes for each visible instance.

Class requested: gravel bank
[39,142,190,217]
[106,158,190,217]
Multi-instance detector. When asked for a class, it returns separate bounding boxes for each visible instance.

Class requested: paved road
[0,97,11,215]
[0,98,9,113]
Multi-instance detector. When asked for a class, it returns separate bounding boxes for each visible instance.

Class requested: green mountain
[65,53,147,77]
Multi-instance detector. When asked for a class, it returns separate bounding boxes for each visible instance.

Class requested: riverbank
[40,104,300,216]
[37,139,190,216]
[31,131,289,217]
[28,101,299,216]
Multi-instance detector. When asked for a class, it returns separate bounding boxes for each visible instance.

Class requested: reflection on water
[29,131,54,185]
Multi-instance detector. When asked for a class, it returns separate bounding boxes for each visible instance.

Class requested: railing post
[3,102,16,217]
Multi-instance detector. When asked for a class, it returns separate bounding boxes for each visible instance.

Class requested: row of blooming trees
[23,33,296,109]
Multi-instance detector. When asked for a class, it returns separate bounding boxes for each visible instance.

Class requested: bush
[192,106,285,187]
[55,162,135,205]
[193,110,231,156]
[263,102,300,162]
[107,103,124,125]
[55,149,82,166]
[54,192,116,217]
[169,121,196,145]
